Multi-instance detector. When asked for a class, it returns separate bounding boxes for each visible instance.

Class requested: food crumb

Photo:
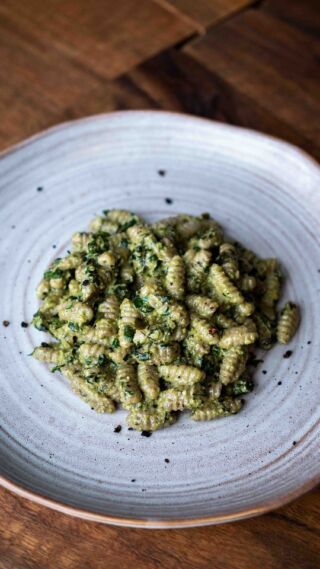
[141,430,152,438]
[283,350,293,359]
[158,170,166,177]
[2,320,9,327]
[164,458,170,464]
[114,425,122,433]
[165,197,173,205]
[21,321,28,328]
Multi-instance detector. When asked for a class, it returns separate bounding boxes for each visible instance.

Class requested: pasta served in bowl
[32,209,299,432]
[0,111,318,527]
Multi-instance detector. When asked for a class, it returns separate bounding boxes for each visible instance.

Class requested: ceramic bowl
[0,111,319,527]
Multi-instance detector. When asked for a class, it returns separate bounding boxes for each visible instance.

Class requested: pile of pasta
[33,210,299,431]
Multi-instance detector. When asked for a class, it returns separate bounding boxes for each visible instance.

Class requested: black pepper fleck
[141,430,152,438]
[52,244,56,249]
[131,479,136,483]
[82,280,90,286]
[141,489,146,492]
[11,225,16,229]
[262,370,267,375]
[283,350,293,359]
[114,425,122,433]
[292,441,297,446]
[277,381,282,386]
[165,197,173,205]
[21,321,28,328]
[158,170,166,177]
[307,341,312,345]
[41,342,50,348]
[164,458,170,464]
[37,187,43,192]
[128,427,133,431]
[2,320,9,327]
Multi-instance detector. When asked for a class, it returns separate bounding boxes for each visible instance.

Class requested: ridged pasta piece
[184,249,211,292]
[190,316,219,345]
[58,301,93,325]
[55,254,82,271]
[240,274,257,292]
[214,313,235,329]
[219,347,248,385]
[151,343,180,365]
[126,403,169,431]
[165,255,185,299]
[219,243,240,281]
[186,295,218,319]
[261,272,281,307]
[80,319,118,346]
[158,384,202,411]
[189,224,223,250]
[137,364,160,400]
[116,364,142,405]
[219,320,257,349]
[64,367,115,413]
[254,313,276,350]
[36,279,50,299]
[209,264,245,306]
[277,302,299,344]
[97,251,116,268]
[191,397,242,421]
[78,343,106,367]
[72,232,90,252]
[158,365,205,386]
[33,346,67,364]
[118,299,140,348]
[207,381,222,399]
[98,295,120,321]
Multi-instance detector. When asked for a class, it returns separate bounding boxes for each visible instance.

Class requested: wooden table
[0,1,319,567]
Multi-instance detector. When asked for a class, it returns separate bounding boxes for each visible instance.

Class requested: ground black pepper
[283,350,293,358]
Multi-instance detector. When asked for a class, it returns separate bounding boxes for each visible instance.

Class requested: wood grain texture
[155,0,256,28]
[0,0,194,80]
[185,7,320,157]
[0,486,319,569]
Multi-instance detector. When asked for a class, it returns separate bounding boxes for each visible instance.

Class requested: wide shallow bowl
[0,111,319,528]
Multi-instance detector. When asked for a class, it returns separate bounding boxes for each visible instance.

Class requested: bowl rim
[1,110,319,527]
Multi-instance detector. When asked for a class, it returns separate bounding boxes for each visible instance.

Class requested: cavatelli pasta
[165,255,185,299]
[191,397,242,421]
[277,302,299,344]
[158,365,205,386]
[219,347,248,385]
[137,364,160,400]
[32,209,299,430]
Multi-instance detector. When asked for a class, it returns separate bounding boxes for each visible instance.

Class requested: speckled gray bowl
[0,111,319,527]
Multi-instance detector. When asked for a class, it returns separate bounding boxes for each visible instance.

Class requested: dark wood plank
[0,0,194,80]
[264,0,320,38]
[184,7,320,158]
[155,0,255,28]
[0,485,319,569]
